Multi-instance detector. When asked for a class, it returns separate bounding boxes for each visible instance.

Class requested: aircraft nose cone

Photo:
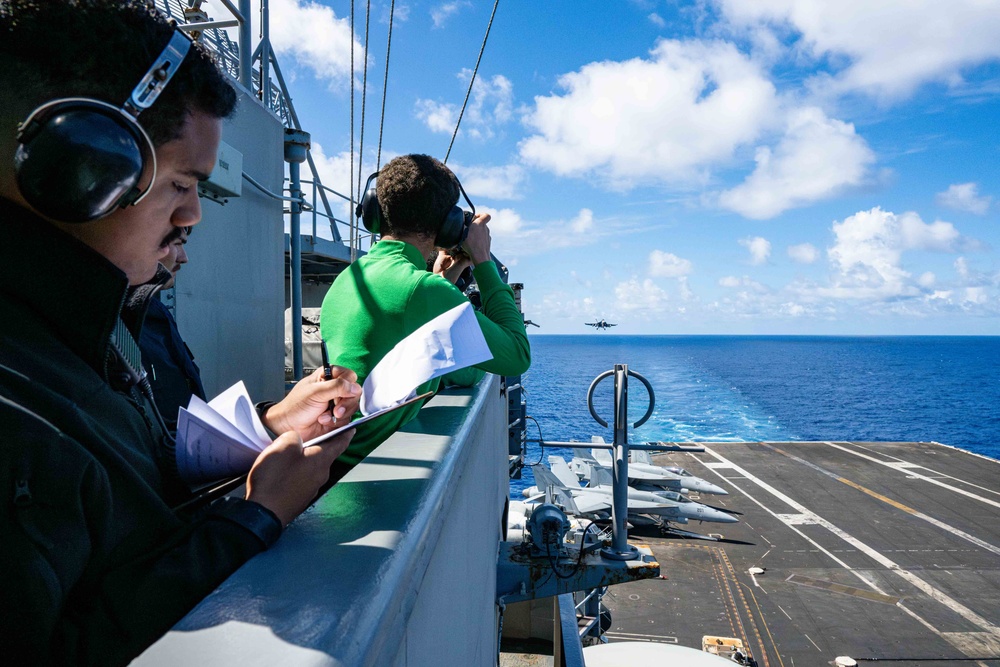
[707,508,739,523]
[682,479,729,495]
[701,481,728,496]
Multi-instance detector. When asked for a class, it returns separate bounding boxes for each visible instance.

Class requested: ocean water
[514,335,1000,493]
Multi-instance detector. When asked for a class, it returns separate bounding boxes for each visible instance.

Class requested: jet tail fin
[532,464,567,492]
[589,464,614,487]
[549,456,583,487]
[631,448,653,465]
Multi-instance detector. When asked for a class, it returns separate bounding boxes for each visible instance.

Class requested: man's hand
[432,250,473,284]
[461,212,492,266]
[262,366,361,441]
[245,429,354,526]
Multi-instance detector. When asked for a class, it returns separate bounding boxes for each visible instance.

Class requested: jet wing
[627,466,674,481]
[568,489,611,515]
[627,498,673,512]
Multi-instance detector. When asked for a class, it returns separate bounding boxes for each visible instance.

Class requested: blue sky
[228,0,1000,334]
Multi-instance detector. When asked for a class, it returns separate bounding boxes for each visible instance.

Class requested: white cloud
[964,287,988,305]
[306,142,359,228]
[719,275,767,292]
[819,207,968,300]
[899,213,960,252]
[519,39,779,188]
[718,107,874,219]
[267,0,364,88]
[416,71,513,140]
[570,209,595,234]
[450,163,526,200]
[717,0,1000,100]
[414,99,456,134]
[431,1,468,29]
[482,206,637,260]
[936,183,992,215]
[740,236,771,265]
[648,13,666,28]
[955,256,969,279]
[825,208,911,297]
[648,250,693,277]
[483,207,523,236]
[918,272,936,288]
[615,278,669,312]
[788,242,818,264]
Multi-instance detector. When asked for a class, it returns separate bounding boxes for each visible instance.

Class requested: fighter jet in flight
[570,439,729,496]
[585,319,617,330]
[524,457,737,527]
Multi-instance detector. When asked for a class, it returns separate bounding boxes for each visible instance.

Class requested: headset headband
[14,30,193,221]
[127,31,192,115]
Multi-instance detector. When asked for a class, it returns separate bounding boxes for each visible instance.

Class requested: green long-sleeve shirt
[320,240,530,466]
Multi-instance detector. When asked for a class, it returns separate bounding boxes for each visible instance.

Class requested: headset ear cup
[434,206,471,249]
[14,101,151,223]
[359,185,382,235]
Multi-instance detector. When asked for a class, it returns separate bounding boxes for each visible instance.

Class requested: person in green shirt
[320,154,531,473]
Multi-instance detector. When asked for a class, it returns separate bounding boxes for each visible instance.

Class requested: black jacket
[0,199,281,665]
[140,295,207,433]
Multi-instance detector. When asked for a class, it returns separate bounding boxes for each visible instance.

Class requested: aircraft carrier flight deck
[603,440,1000,667]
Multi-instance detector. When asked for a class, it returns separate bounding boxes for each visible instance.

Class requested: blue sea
[514,335,1000,493]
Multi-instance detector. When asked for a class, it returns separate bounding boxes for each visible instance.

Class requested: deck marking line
[699,451,944,642]
[701,445,1000,642]
[803,634,822,652]
[721,548,772,667]
[745,577,786,667]
[863,440,1000,490]
[825,442,1000,509]
[763,444,1000,557]
[776,604,793,621]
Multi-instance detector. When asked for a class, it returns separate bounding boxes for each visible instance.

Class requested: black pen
[320,339,336,418]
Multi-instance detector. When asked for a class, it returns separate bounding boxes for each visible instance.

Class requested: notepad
[174,301,493,484]
[175,384,435,484]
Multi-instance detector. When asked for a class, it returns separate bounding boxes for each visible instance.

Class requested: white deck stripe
[823,442,1000,510]
[701,445,1000,638]
[850,441,1000,498]
[765,444,1000,557]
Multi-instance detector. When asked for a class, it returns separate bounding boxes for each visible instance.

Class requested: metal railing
[154,0,366,257]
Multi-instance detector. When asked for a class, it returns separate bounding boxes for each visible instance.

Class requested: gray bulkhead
[169,88,286,401]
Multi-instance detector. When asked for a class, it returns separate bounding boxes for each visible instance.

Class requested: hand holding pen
[321,339,337,418]
[258,365,361,443]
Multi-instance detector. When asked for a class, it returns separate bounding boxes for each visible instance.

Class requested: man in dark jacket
[140,226,208,431]
[0,1,360,664]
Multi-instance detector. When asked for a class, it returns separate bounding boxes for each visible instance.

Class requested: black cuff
[254,400,281,440]
[214,498,284,548]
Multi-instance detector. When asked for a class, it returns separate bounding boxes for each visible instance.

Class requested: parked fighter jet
[524,457,737,527]
[571,438,729,496]
[585,319,617,330]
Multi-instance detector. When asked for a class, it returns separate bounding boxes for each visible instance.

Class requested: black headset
[14,31,192,224]
[356,170,476,250]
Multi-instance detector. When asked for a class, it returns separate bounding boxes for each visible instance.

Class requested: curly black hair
[0,0,237,147]
[376,154,460,240]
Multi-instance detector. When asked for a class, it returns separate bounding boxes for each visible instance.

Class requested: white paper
[175,407,263,484]
[176,381,269,484]
[207,381,272,447]
[360,302,493,415]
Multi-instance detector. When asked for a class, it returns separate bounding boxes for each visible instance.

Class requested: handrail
[134,379,508,666]
[242,172,304,203]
